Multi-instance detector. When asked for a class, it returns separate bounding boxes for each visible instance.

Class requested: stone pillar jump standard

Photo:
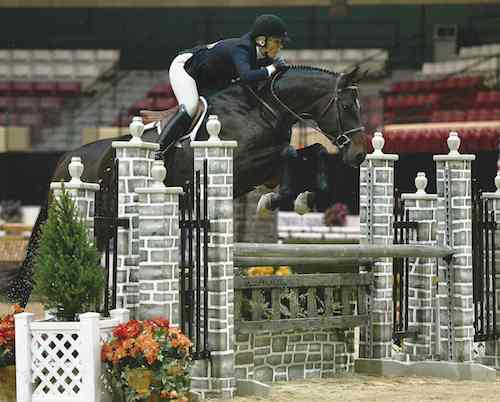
[136,161,183,323]
[401,172,438,359]
[359,131,398,359]
[190,115,237,399]
[112,117,158,317]
[434,131,475,362]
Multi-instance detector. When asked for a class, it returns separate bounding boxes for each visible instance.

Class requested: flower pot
[0,365,16,402]
[126,368,157,399]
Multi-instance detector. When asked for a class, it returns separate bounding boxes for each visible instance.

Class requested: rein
[246,70,364,149]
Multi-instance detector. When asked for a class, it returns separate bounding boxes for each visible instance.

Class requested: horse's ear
[340,66,360,87]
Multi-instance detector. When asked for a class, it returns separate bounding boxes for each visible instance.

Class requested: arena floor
[213,374,500,402]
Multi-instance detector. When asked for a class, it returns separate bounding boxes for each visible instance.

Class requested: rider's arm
[232,44,272,84]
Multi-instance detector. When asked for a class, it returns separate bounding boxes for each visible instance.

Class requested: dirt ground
[211,374,500,402]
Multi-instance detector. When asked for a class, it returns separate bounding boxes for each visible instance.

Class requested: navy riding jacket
[183,32,274,94]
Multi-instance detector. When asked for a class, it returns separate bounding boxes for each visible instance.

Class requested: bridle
[245,70,365,149]
[269,71,365,149]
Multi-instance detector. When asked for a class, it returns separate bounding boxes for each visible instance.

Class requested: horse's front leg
[294,144,331,215]
[257,145,300,216]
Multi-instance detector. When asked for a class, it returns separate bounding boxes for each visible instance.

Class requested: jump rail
[234,243,455,263]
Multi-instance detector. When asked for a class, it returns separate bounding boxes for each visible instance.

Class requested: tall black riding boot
[155,104,192,160]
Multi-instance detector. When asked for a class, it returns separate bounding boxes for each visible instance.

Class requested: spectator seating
[382,75,496,125]
[280,48,388,77]
[0,49,119,85]
[420,43,500,78]
[377,122,500,154]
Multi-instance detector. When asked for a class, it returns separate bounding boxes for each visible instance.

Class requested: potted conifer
[32,188,104,321]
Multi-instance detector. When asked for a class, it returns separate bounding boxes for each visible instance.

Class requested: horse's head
[270,66,367,167]
[312,67,367,167]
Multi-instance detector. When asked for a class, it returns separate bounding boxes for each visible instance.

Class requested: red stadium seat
[466,110,480,121]
[450,110,466,122]
[385,95,396,109]
[33,81,57,95]
[0,82,11,94]
[148,82,174,98]
[475,91,489,106]
[11,82,33,95]
[153,97,177,110]
[0,96,14,110]
[391,82,403,92]
[128,98,154,114]
[19,112,43,127]
[56,81,81,96]
[15,96,38,111]
[39,96,63,110]
[491,91,500,105]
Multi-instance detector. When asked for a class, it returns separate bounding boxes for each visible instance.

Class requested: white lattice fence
[15,309,129,402]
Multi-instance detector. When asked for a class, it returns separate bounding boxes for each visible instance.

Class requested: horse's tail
[6,189,50,307]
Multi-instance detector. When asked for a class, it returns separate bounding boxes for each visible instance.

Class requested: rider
[156,14,291,157]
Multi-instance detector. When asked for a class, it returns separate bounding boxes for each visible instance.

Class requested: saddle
[140,100,205,134]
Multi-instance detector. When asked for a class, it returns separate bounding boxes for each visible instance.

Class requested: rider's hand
[273,58,290,73]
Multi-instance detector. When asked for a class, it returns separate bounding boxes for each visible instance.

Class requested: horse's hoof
[257,193,274,217]
[294,191,312,215]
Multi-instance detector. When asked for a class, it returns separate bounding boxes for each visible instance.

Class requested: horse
[7,65,367,305]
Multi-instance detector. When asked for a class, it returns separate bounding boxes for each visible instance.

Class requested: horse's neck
[271,71,335,114]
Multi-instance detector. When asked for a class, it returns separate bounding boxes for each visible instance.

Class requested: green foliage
[33,189,104,321]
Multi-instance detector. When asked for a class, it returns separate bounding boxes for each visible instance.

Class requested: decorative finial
[129,116,145,144]
[206,115,221,142]
[415,172,428,195]
[447,131,461,156]
[151,161,166,188]
[495,171,500,194]
[372,131,385,155]
[68,157,84,185]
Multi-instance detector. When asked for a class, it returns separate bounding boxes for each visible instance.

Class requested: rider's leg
[157,53,198,154]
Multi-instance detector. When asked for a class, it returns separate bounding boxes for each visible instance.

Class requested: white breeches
[169,52,198,118]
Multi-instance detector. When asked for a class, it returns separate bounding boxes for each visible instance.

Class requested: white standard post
[112,117,159,317]
[79,312,101,402]
[190,115,237,399]
[401,172,438,358]
[136,160,183,323]
[359,132,398,359]
[50,156,100,239]
[15,312,34,402]
[434,131,475,362]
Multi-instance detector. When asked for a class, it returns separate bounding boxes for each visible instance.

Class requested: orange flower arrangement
[247,266,292,277]
[0,304,23,368]
[102,318,192,401]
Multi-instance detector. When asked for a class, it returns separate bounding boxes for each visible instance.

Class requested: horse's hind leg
[257,145,300,216]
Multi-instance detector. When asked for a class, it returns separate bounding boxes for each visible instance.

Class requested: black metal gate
[179,159,211,360]
[393,190,418,337]
[472,181,497,341]
[94,151,128,316]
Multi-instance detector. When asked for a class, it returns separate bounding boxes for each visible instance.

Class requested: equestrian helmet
[251,14,290,42]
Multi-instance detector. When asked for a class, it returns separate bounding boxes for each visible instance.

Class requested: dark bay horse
[7,65,367,305]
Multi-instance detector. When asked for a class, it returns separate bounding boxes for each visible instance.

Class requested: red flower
[143,318,170,330]
[112,320,141,339]
[112,323,129,339]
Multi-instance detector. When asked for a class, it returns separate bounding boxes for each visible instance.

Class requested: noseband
[269,72,365,149]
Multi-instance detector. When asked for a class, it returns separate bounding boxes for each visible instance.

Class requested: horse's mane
[288,64,340,77]
[211,64,339,101]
